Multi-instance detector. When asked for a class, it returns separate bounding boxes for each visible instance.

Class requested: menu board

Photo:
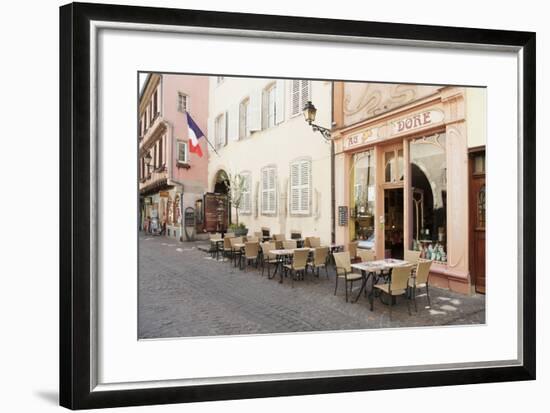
[338,206,348,226]
[203,192,228,233]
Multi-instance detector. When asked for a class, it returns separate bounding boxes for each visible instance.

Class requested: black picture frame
[60,2,536,410]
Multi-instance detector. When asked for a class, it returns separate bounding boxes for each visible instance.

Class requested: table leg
[353,271,369,303]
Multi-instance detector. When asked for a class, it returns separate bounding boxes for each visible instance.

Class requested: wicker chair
[357,249,375,263]
[273,234,285,249]
[373,265,414,319]
[347,241,359,262]
[229,236,243,267]
[333,251,363,302]
[307,247,329,278]
[222,236,234,260]
[408,260,433,311]
[309,237,321,248]
[282,240,297,250]
[283,248,309,287]
[260,242,277,277]
[242,242,260,271]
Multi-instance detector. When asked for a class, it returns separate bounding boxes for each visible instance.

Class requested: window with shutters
[289,159,311,215]
[214,113,226,150]
[261,166,277,215]
[239,172,252,214]
[262,84,277,129]
[239,97,251,139]
[177,92,188,113]
[290,80,311,117]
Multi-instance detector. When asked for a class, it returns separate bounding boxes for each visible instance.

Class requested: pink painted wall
[162,74,209,187]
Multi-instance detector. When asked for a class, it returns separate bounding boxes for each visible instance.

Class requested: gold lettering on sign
[392,110,443,135]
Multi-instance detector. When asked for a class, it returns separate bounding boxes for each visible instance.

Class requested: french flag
[186,112,204,158]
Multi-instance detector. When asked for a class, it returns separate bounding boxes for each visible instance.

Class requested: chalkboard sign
[184,207,195,227]
[338,206,348,226]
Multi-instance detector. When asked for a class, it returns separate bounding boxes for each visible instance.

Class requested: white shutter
[244,174,251,213]
[290,162,300,213]
[254,181,259,218]
[291,80,300,116]
[239,101,246,139]
[300,160,311,213]
[275,79,285,124]
[301,80,310,110]
[268,168,276,213]
[223,111,228,146]
[248,90,262,131]
[261,168,268,213]
[228,104,239,141]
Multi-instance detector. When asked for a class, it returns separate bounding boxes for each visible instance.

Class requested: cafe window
[351,150,375,248]
[410,133,447,263]
[384,148,404,183]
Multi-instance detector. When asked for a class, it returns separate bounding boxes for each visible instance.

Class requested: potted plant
[228,222,248,237]
[224,172,249,236]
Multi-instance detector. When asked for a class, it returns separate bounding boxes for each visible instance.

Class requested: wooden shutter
[300,160,310,213]
[290,162,300,213]
[248,90,262,131]
[244,174,251,213]
[261,168,268,213]
[291,80,300,116]
[261,89,268,129]
[268,168,276,213]
[301,80,310,110]
[275,79,285,124]
[239,101,246,139]
[224,112,228,146]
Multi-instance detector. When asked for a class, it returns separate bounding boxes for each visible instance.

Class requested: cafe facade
[331,82,486,294]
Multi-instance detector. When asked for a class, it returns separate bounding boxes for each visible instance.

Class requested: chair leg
[389,295,392,320]
[345,280,349,302]
[413,285,418,312]
[334,276,339,295]
[406,295,411,316]
[325,266,329,279]
[426,284,431,307]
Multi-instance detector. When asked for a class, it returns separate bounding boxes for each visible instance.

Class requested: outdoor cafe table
[270,249,297,283]
[350,259,410,310]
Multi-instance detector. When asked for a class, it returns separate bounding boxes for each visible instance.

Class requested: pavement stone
[138,233,486,339]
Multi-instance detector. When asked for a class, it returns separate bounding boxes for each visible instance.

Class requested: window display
[351,150,375,248]
[410,133,447,262]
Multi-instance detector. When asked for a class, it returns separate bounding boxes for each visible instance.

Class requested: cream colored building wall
[207,77,333,245]
[466,87,487,148]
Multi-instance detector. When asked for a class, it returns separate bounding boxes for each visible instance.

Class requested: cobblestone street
[138,234,485,339]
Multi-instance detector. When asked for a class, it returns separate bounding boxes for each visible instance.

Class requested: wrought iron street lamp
[144,151,152,173]
[302,100,336,244]
[302,100,332,140]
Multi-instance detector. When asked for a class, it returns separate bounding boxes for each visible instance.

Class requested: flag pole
[202,134,219,156]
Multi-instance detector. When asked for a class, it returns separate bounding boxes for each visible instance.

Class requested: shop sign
[343,127,380,149]
[159,191,169,198]
[391,109,444,135]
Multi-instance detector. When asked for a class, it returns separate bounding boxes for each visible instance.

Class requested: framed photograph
[60,2,536,409]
